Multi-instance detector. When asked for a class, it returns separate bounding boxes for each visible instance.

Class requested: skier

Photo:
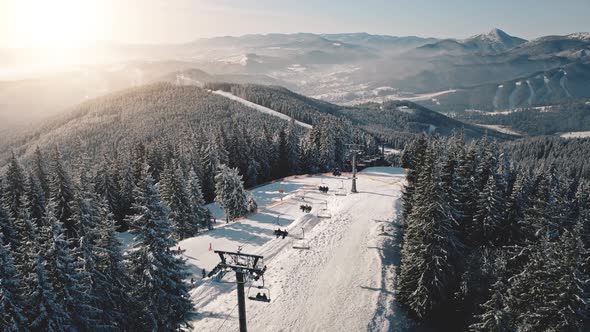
[202,268,206,279]
[191,278,195,287]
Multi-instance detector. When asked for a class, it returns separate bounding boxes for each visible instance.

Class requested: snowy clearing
[337,89,458,106]
[212,90,313,129]
[559,131,590,138]
[180,167,408,331]
[383,147,402,155]
[475,124,522,136]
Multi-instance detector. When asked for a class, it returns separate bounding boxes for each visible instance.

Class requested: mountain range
[1,28,589,131]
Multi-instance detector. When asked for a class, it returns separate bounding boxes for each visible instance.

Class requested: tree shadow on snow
[368,214,436,332]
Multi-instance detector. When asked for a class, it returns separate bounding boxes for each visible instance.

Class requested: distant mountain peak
[466,28,518,43]
[567,32,590,41]
[461,28,527,52]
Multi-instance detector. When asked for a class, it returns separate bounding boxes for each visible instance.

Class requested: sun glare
[6,0,104,49]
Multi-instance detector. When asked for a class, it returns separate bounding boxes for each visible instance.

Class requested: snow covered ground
[559,131,590,138]
[475,124,522,136]
[179,167,407,331]
[212,90,313,129]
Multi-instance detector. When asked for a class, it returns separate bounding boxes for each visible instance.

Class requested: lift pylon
[210,250,268,332]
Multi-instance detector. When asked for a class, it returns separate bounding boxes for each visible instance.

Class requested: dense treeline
[398,134,589,331]
[202,83,514,151]
[203,82,341,125]
[0,83,378,173]
[2,131,356,329]
[0,83,384,330]
[503,136,590,180]
[457,101,590,136]
[0,148,195,330]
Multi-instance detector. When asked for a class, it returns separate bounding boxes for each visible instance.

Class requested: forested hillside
[458,101,590,136]
[1,83,378,176]
[204,82,515,149]
[503,136,590,179]
[335,100,515,145]
[398,134,589,331]
[0,82,380,330]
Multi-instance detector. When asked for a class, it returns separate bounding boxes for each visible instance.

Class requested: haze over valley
[0,1,589,332]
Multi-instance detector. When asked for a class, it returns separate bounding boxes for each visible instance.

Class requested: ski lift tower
[210,250,267,332]
[346,144,363,193]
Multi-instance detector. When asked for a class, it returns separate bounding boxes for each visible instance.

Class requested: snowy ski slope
[212,90,313,129]
[179,167,407,331]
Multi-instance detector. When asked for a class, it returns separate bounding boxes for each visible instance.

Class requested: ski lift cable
[216,302,239,332]
[215,282,257,332]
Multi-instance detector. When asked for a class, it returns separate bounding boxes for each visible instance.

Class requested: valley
[0,8,589,331]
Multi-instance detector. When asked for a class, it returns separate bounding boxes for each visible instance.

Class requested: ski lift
[317,201,331,218]
[335,189,347,196]
[293,239,310,249]
[317,208,331,219]
[335,180,347,196]
[247,276,271,302]
[292,227,310,249]
[248,287,271,303]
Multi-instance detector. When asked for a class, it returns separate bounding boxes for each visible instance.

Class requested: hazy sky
[1,0,589,48]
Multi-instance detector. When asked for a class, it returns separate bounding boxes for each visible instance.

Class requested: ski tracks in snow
[211,90,313,129]
[189,169,408,331]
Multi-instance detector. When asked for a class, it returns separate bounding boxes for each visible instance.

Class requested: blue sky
[206,0,590,39]
[1,0,589,47]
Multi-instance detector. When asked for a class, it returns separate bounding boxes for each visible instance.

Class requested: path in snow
[559,131,590,139]
[493,85,503,109]
[212,90,313,129]
[475,124,521,136]
[183,167,409,331]
[560,71,572,98]
[526,80,535,106]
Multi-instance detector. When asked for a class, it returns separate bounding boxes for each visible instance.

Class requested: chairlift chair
[335,190,347,196]
[317,208,331,218]
[292,239,310,249]
[292,227,311,249]
[247,277,271,302]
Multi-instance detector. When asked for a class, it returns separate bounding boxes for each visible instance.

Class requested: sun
[5,0,103,49]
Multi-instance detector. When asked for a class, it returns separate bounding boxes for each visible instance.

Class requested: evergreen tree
[400,135,428,223]
[398,144,460,320]
[29,255,71,332]
[0,236,28,331]
[49,148,77,239]
[45,201,98,330]
[286,119,301,174]
[275,128,290,178]
[160,161,197,240]
[127,166,192,330]
[188,169,211,230]
[0,181,18,250]
[469,255,511,332]
[94,157,120,222]
[215,165,250,222]
[11,198,38,295]
[553,223,588,331]
[199,145,217,203]
[33,146,50,199]
[95,210,132,330]
[132,143,147,185]
[452,144,477,244]
[25,173,46,227]
[471,175,506,247]
[2,152,26,219]
[117,160,135,230]
[245,159,260,188]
